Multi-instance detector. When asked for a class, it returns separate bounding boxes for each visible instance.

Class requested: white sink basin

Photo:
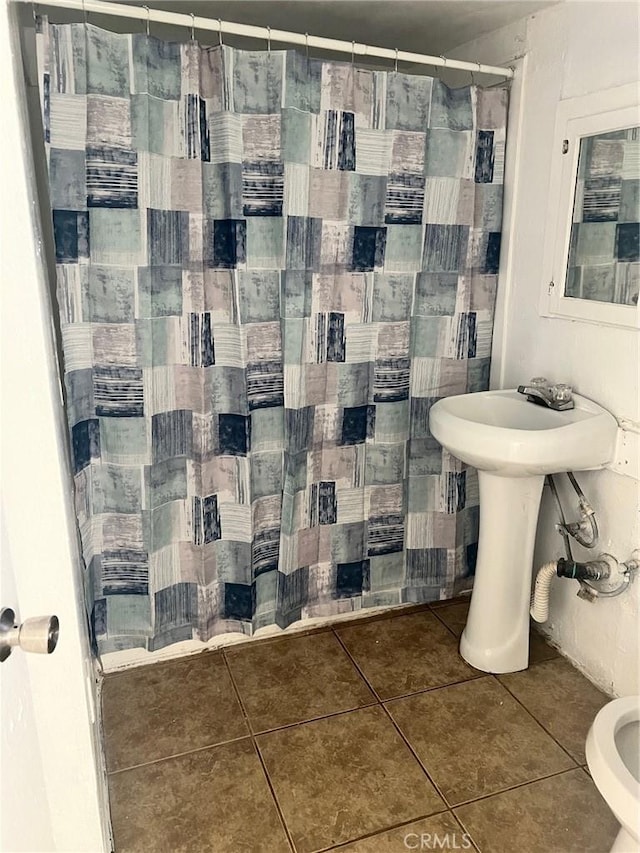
[428,388,617,675]
[429,389,618,477]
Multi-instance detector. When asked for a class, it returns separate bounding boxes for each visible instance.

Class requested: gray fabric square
[86,26,130,96]
[203,163,243,219]
[348,174,387,225]
[239,271,280,322]
[49,149,86,209]
[415,273,459,316]
[138,267,183,317]
[146,457,188,509]
[132,34,182,99]
[281,271,313,318]
[251,451,283,500]
[372,275,414,321]
[430,82,473,131]
[233,51,283,114]
[84,266,135,322]
[386,74,432,132]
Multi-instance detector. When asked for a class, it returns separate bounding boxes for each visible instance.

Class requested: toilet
[586,696,640,853]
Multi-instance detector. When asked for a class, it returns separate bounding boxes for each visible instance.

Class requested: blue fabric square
[423,224,468,272]
[193,495,221,545]
[211,219,247,268]
[336,560,370,597]
[406,549,447,584]
[341,405,375,445]
[223,582,253,620]
[151,410,193,462]
[616,223,640,261]
[148,209,189,265]
[155,583,198,631]
[484,232,502,274]
[53,210,90,263]
[71,418,101,474]
[352,226,387,272]
[475,131,495,183]
[318,481,337,525]
[219,413,250,456]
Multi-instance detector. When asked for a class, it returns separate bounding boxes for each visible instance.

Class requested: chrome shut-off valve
[0,608,59,662]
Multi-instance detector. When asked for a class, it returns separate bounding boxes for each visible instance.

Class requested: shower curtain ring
[440,54,447,69]
[266,25,271,53]
[142,5,150,35]
[305,32,309,59]
[217,18,223,46]
[190,12,195,41]
[81,0,87,24]
[351,40,355,65]
[394,47,399,73]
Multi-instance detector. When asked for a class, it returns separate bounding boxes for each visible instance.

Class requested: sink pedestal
[460,471,545,674]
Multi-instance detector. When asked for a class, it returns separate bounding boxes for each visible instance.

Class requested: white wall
[451,1,639,697]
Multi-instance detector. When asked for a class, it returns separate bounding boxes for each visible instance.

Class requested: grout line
[430,606,464,639]
[221,649,255,734]
[378,702,452,810]
[222,651,297,853]
[252,739,297,853]
[331,629,452,811]
[450,811,481,853]
[330,629,384,703]
[106,732,252,776]
[381,672,487,703]
[494,675,581,766]
[250,701,381,737]
[312,807,453,853]
[451,765,585,809]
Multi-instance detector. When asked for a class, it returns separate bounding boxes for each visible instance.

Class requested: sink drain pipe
[530,556,616,623]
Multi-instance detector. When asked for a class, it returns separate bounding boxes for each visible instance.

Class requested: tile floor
[102,598,619,853]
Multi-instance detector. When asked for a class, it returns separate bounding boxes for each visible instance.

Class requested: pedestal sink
[429,389,618,674]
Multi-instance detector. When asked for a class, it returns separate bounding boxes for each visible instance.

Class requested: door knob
[0,607,59,662]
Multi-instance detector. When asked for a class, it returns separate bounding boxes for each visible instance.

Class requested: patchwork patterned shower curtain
[36,17,508,657]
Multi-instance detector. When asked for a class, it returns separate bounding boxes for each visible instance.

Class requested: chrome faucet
[517,377,574,411]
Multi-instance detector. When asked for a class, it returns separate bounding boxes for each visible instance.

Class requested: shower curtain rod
[23,0,515,79]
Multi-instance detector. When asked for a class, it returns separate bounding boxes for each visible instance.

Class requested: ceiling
[108,0,559,55]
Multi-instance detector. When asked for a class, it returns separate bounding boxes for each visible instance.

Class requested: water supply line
[530,471,638,622]
[562,472,599,548]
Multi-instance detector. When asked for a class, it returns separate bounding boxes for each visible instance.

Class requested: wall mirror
[541,83,640,329]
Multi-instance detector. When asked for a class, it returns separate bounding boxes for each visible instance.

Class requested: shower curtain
[36,17,508,657]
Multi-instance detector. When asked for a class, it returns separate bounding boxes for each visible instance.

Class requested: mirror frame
[540,82,639,329]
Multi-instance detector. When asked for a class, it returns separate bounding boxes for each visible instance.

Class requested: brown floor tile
[429,595,472,609]
[336,611,478,699]
[498,657,609,763]
[102,653,248,771]
[332,811,474,852]
[433,601,469,636]
[455,768,619,853]
[386,677,575,805]
[529,627,560,665]
[109,739,290,853]
[225,631,375,732]
[256,706,444,853]
[434,602,559,666]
